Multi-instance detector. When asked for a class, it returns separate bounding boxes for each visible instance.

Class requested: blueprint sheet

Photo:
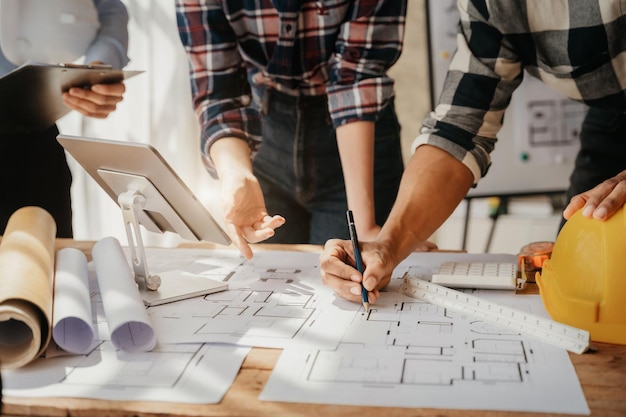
[3,247,250,403]
[4,247,358,402]
[260,252,590,415]
[147,249,360,349]
[4,342,249,403]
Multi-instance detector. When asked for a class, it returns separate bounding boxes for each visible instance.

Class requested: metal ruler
[399,276,590,354]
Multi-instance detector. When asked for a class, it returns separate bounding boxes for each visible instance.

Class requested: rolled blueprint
[92,236,156,352]
[52,248,95,354]
[0,206,56,370]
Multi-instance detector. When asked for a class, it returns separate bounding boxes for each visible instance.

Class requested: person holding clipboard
[0,0,130,237]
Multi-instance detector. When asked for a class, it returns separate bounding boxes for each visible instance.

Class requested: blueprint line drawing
[149,250,359,349]
[306,299,541,386]
[4,341,248,403]
[260,252,590,414]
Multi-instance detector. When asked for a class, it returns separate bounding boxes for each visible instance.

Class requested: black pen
[346,210,369,311]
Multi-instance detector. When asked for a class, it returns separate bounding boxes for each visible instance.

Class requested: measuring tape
[399,276,590,354]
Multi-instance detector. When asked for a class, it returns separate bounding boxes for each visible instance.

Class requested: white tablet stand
[118,188,162,292]
[97,169,228,306]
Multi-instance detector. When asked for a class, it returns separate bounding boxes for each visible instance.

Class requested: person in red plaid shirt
[175,1,437,259]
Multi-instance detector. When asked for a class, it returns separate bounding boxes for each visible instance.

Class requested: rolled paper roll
[0,206,56,370]
[92,236,156,352]
[52,248,95,354]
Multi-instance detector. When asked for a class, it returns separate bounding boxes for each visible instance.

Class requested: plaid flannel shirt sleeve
[412,0,524,183]
[176,0,261,177]
[326,0,407,127]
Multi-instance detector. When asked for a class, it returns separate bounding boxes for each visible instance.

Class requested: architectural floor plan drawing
[260,252,590,415]
[148,249,360,349]
[5,341,249,403]
[3,248,250,403]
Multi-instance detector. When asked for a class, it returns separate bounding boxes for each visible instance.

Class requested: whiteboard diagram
[527,100,584,147]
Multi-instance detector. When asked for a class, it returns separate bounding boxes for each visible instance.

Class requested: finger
[348,286,381,304]
[226,224,254,259]
[368,289,380,304]
[565,172,626,221]
[62,93,117,118]
[67,86,124,104]
[319,240,361,283]
[241,225,276,243]
[251,215,285,233]
[362,272,389,293]
[339,281,382,306]
[563,194,587,220]
[589,182,626,220]
[259,215,285,229]
[91,82,126,97]
[329,275,365,304]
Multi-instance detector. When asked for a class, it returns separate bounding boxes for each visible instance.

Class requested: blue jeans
[252,89,403,244]
[559,108,626,230]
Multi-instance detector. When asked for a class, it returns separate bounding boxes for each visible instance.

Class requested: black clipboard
[0,63,142,132]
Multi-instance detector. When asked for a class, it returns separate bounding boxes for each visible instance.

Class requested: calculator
[431,261,518,290]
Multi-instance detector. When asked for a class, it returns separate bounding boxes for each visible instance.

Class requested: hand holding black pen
[346,210,369,311]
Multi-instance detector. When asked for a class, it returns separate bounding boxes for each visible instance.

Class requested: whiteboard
[426,0,583,197]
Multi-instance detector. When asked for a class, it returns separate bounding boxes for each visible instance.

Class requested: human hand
[63,61,125,118]
[563,170,626,221]
[219,171,285,259]
[63,81,125,118]
[320,238,399,305]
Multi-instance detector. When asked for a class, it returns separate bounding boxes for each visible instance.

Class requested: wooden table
[2,241,625,417]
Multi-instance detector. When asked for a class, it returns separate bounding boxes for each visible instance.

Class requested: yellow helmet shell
[537,205,626,345]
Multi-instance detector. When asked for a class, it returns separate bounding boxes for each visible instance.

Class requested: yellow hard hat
[536,205,626,345]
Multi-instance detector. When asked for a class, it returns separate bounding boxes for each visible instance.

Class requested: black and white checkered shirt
[414,0,626,183]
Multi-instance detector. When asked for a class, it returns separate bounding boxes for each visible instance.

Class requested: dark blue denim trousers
[252,89,404,244]
[559,107,626,230]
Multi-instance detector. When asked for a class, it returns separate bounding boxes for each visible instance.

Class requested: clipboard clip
[58,62,113,70]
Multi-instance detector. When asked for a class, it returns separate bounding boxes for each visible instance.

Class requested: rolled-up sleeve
[176,0,261,177]
[327,0,406,127]
[412,0,524,183]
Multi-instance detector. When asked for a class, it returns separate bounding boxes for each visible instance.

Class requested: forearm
[336,121,377,236]
[210,137,253,180]
[377,145,474,262]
